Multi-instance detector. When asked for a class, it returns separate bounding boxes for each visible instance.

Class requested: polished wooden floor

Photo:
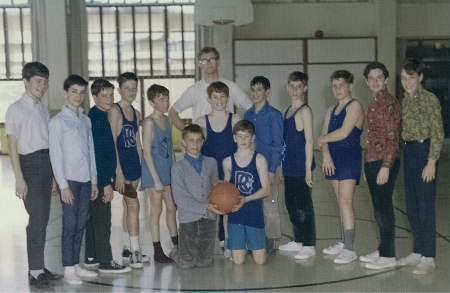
[0,149,449,292]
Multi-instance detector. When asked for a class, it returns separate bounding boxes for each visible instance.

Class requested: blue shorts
[228,224,266,251]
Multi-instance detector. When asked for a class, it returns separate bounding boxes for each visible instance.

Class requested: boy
[360,62,401,270]
[141,84,178,263]
[243,76,283,253]
[84,79,131,274]
[108,72,147,268]
[48,75,99,285]
[194,81,241,255]
[169,124,224,268]
[278,72,316,260]
[318,70,364,264]
[5,62,63,289]
[169,47,251,131]
[223,120,270,265]
[397,58,444,274]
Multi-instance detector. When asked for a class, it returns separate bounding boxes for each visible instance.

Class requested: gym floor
[0,149,449,292]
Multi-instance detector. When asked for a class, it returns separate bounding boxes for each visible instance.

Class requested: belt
[404,138,430,145]
[32,149,49,154]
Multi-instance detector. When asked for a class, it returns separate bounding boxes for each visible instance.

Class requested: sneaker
[64,271,82,285]
[359,250,379,263]
[295,246,316,260]
[122,249,132,260]
[130,250,144,269]
[365,257,397,270]
[398,252,422,266]
[141,254,150,263]
[84,258,100,267]
[279,241,303,252]
[323,242,344,255]
[334,249,357,264]
[412,257,435,274]
[75,265,98,277]
[98,261,132,274]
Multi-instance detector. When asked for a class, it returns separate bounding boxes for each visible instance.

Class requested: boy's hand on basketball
[91,184,99,200]
[207,204,226,215]
[60,187,74,205]
[212,180,227,187]
[231,196,245,213]
[103,184,114,203]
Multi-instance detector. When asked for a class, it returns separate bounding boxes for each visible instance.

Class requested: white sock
[123,232,130,250]
[64,266,76,274]
[130,236,140,252]
[30,269,44,279]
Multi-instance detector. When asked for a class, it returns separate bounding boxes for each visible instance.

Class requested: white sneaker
[75,264,98,277]
[334,249,357,264]
[359,250,380,263]
[130,250,144,269]
[398,253,422,266]
[413,257,435,274]
[295,246,316,260]
[323,242,344,255]
[279,241,303,251]
[64,267,82,285]
[220,240,225,248]
[141,255,150,263]
[365,257,397,270]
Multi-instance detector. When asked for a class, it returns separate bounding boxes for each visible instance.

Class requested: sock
[123,232,130,250]
[171,235,179,246]
[153,241,172,263]
[130,235,140,252]
[64,266,75,274]
[30,269,45,279]
[343,229,355,251]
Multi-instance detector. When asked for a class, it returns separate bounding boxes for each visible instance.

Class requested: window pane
[102,7,119,77]
[118,6,134,73]
[150,6,166,76]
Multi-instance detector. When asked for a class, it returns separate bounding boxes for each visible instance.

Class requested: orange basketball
[209,182,241,214]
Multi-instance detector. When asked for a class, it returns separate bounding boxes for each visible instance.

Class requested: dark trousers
[85,185,113,264]
[61,180,92,267]
[284,176,316,246]
[171,218,216,268]
[19,151,53,270]
[364,158,400,257]
[404,140,436,257]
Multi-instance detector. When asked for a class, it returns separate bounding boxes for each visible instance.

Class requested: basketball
[209,182,241,213]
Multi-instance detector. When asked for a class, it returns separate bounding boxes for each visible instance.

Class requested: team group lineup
[5,46,444,289]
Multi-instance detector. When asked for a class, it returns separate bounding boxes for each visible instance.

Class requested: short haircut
[288,71,308,85]
[182,124,204,140]
[147,84,169,101]
[250,76,271,90]
[207,81,229,98]
[63,74,88,91]
[363,62,389,79]
[401,58,425,76]
[197,47,220,59]
[91,78,114,96]
[117,72,138,87]
[232,119,255,136]
[330,70,354,84]
[22,62,49,81]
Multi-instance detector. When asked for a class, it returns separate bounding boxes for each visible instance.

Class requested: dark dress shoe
[29,272,55,289]
[44,268,64,281]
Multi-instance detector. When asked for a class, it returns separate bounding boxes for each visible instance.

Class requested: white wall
[397,3,450,38]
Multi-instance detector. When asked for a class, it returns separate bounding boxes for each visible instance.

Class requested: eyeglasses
[198,58,218,65]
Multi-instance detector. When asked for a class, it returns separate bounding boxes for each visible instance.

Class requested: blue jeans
[61,180,92,267]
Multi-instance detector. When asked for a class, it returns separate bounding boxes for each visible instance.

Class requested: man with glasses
[169,47,252,131]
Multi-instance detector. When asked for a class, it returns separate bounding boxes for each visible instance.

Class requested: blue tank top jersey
[201,113,237,180]
[116,103,141,181]
[326,99,362,184]
[228,152,264,229]
[282,104,316,177]
[141,116,173,188]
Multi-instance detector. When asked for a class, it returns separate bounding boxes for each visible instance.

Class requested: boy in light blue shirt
[49,75,98,285]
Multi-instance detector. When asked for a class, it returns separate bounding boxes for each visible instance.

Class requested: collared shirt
[172,77,252,122]
[5,93,50,154]
[49,106,97,189]
[401,85,444,160]
[184,153,204,175]
[244,101,284,173]
[88,106,116,188]
[365,88,401,168]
